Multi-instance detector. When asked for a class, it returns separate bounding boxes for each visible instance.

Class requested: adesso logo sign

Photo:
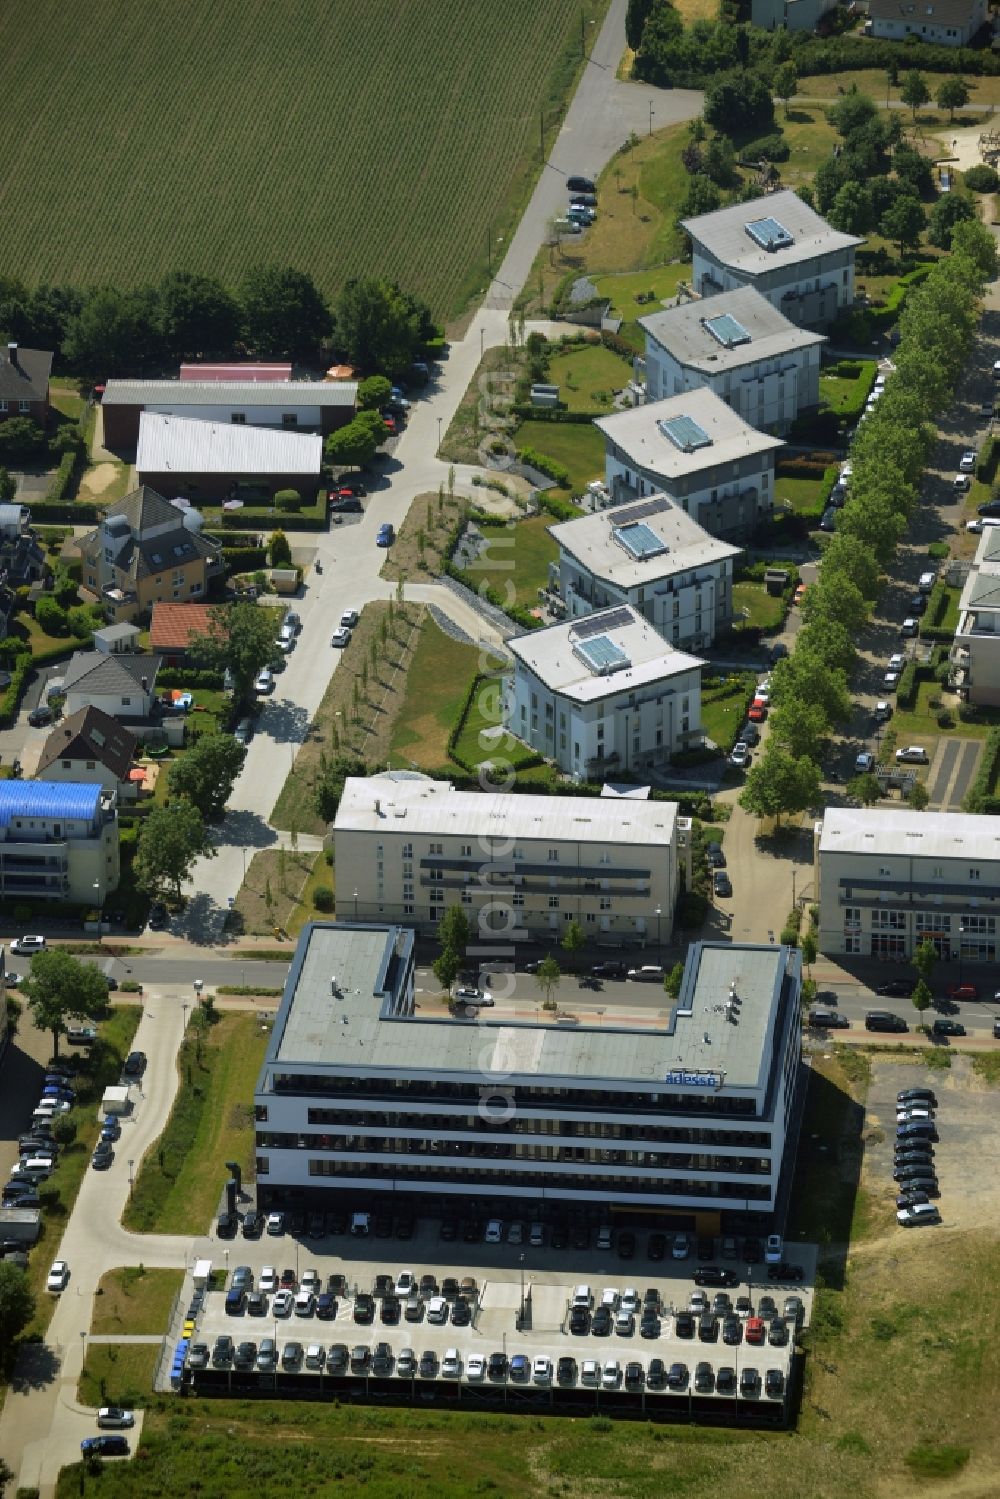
[665,1068,722,1089]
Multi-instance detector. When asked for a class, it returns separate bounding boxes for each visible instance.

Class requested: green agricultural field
[0,0,608,320]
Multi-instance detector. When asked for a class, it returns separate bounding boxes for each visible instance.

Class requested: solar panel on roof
[745,216,794,252]
[658,414,712,453]
[612,496,670,526]
[573,634,631,676]
[612,521,667,561]
[704,312,752,349]
[573,607,634,640]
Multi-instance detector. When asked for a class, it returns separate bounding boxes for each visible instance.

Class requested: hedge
[536,493,583,522]
[515,446,570,486]
[895,660,919,711]
[222,547,268,572]
[775,452,838,479]
[219,505,327,532]
[45,451,78,503]
[510,405,595,424]
[963,727,1000,813]
[787,34,1000,78]
[21,501,100,525]
[600,329,638,362]
[157,668,225,689]
[977,435,999,485]
[919,581,956,642]
[442,560,541,631]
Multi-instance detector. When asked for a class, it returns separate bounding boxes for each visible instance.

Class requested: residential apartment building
[641,287,825,434]
[681,190,862,328]
[597,388,783,540]
[0,504,45,586]
[869,0,986,45]
[951,525,1000,706]
[506,605,704,779]
[0,781,120,904]
[816,807,1000,961]
[101,378,358,448]
[79,486,223,623]
[751,0,838,29]
[253,925,803,1231]
[334,771,683,948]
[549,493,740,650]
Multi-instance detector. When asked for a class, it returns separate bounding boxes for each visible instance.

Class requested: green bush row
[963,727,1000,812]
[22,501,100,524]
[536,492,583,522]
[156,668,225,688]
[45,451,79,503]
[219,507,326,532]
[0,652,35,728]
[222,547,268,572]
[895,660,919,711]
[510,405,595,424]
[516,446,571,486]
[442,560,541,631]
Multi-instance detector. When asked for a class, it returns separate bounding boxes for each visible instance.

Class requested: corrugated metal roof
[0,780,102,825]
[103,378,357,407]
[136,413,323,476]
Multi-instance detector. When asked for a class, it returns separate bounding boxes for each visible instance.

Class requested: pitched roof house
[149,601,222,661]
[79,486,223,623]
[36,706,139,798]
[61,650,161,722]
[0,343,52,425]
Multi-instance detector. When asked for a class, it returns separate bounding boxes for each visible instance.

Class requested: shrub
[269,529,292,567]
[964,164,1000,193]
[963,726,1000,812]
[742,132,790,163]
[45,450,78,503]
[274,489,302,512]
[313,886,335,912]
[515,446,571,486]
[896,661,918,710]
[35,596,68,635]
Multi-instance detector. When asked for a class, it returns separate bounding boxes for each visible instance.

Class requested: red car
[745,1317,765,1346]
[946,983,977,1000]
[748,700,767,723]
[381,413,397,435]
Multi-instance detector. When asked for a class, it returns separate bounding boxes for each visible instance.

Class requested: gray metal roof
[102,378,358,408]
[681,190,862,278]
[820,807,1000,862]
[870,0,979,22]
[62,651,161,696]
[268,924,797,1094]
[640,287,825,375]
[137,413,323,476]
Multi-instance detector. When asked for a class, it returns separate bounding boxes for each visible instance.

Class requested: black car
[81,1435,129,1457]
[187,1342,210,1369]
[624,1361,644,1392]
[211,1335,234,1368]
[617,1230,636,1260]
[641,1357,663,1390]
[767,1318,788,1347]
[350,1345,371,1373]
[757,1295,777,1320]
[451,1300,471,1327]
[2,1189,39,1208]
[374,1273,394,1297]
[329,495,364,513]
[570,1222,589,1250]
[698,1312,718,1343]
[234,1340,257,1371]
[716,1366,737,1395]
[640,1315,660,1339]
[591,961,627,979]
[327,1343,349,1374]
[395,1214,415,1240]
[373,1212,392,1238]
[316,1293,338,1320]
[372,1342,393,1376]
[712,1292,732,1316]
[876,979,916,998]
[287,1210,306,1237]
[740,1367,760,1398]
[667,1361,690,1390]
[551,1224,569,1250]
[122,1050,147,1076]
[439,1218,459,1242]
[932,1018,966,1037]
[765,1368,785,1398]
[242,1209,262,1238]
[462,1220,481,1244]
[647,1232,666,1262]
[705,843,726,868]
[148,901,168,929]
[557,1356,577,1386]
[306,1211,325,1239]
[487,1351,508,1381]
[694,1361,715,1392]
[354,1294,375,1323]
[713,871,733,898]
[694,1266,739,1288]
[217,1212,237,1238]
[380,1296,400,1326]
[979,498,1000,517]
[674,1311,695,1339]
[696,1236,714,1262]
[898,1086,937,1106]
[766,1262,804,1283]
[722,1316,742,1346]
[591,1308,612,1336]
[569,1307,590,1335]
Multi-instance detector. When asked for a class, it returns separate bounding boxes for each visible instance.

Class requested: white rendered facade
[817,807,1000,961]
[334,773,682,946]
[641,288,824,435]
[254,925,804,1228]
[550,493,740,650]
[951,526,1000,707]
[506,606,704,780]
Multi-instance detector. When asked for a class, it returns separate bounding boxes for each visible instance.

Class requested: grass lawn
[516,419,606,495]
[78,1343,160,1409]
[389,617,502,770]
[732,581,785,630]
[545,340,633,413]
[775,466,836,516]
[701,671,755,752]
[92,1267,185,1335]
[74,459,133,506]
[456,513,559,608]
[122,1013,267,1234]
[892,679,998,745]
[591,264,692,328]
[150,699,233,805]
[820,359,877,416]
[20,1006,141,1342]
[49,379,86,423]
[451,674,549,776]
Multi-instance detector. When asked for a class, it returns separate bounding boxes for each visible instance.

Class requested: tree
[880,192,925,257]
[158,271,240,362]
[907,780,930,811]
[773,61,798,117]
[679,173,721,220]
[437,904,471,957]
[664,960,685,998]
[0,418,44,464]
[34,597,67,635]
[771,649,852,725]
[963,163,999,194]
[269,529,291,567]
[21,949,109,1058]
[167,733,248,820]
[847,771,883,807]
[239,265,332,359]
[828,182,872,236]
[768,699,829,761]
[357,374,392,411]
[901,69,930,119]
[188,601,278,708]
[0,1263,35,1352]
[800,931,817,974]
[739,745,821,827]
[335,277,433,376]
[324,417,379,471]
[0,468,14,503]
[134,799,214,901]
[702,135,737,187]
[893,143,934,200]
[912,937,937,985]
[911,977,933,1016]
[829,87,879,138]
[936,75,970,122]
[927,192,975,250]
[802,576,869,637]
[952,218,999,280]
[62,286,163,376]
[561,919,586,970]
[536,954,561,1005]
[704,69,774,136]
[433,948,461,992]
[625,0,656,48]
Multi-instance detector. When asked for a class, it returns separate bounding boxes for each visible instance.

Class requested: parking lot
[172,1222,813,1423]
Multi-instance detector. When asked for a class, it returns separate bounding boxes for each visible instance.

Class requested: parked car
[80,1435,129,1457]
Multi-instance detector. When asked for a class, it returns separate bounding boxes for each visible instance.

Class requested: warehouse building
[136,413,323,504]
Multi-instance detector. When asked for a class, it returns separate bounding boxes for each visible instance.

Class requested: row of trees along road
[739,219,998,826]
[131,602,281,904]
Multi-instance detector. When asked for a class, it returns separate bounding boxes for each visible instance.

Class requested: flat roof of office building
[265,925,796,1094]
[819,806,1000,862]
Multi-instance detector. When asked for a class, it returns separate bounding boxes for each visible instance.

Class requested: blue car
[376,524,394,547]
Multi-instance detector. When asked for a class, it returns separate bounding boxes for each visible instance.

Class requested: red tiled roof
[149,602,220,652]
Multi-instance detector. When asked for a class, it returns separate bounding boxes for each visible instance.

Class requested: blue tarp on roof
[0,781,102,826]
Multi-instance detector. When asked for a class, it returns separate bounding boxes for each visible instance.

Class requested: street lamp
[649,102,655,136]
[519,1252,525,1326]
[353,889,359,921]
[181,1002,188,1032]
[655,904,662,963]
[128,1159,134,1196]
[93,880,102,942]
